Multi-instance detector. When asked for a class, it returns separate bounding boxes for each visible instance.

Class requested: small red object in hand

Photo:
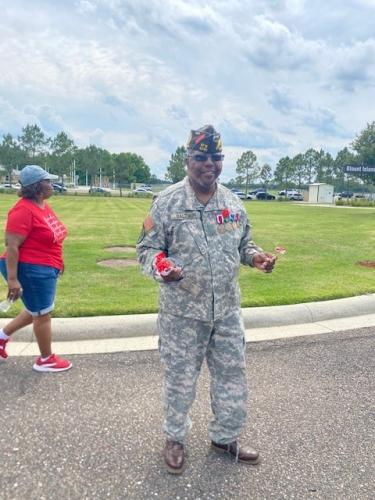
[154,252,173,275]
[275,246,286,254]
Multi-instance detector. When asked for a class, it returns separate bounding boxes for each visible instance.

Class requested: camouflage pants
[157,310,248,444]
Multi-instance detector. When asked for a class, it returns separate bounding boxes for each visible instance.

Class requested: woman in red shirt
[0,165,72,372]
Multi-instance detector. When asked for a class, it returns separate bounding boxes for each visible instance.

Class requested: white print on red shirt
[43,213,67,243]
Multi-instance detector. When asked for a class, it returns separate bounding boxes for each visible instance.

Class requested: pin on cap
[186,125,222,154]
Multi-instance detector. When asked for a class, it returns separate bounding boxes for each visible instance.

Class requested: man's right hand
[162,267,183,282]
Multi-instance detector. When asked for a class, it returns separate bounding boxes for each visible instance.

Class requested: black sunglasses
[189,153,224,162]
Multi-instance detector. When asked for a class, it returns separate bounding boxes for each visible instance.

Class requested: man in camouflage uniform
[137,125,276,474]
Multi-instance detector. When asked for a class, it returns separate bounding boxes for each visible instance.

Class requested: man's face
[186,151,223,193]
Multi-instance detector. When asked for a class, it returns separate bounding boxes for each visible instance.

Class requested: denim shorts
[0,260,60,316]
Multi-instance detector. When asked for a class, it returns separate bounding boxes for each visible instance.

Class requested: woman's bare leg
[2,309,33,336]
[33,313,52,358]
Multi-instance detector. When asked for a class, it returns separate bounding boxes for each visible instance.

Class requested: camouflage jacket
[136,177,263,321]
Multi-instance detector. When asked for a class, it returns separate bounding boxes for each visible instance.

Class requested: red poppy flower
[155,251,167,262]
[156,259,172,273]
[154,251,173,273]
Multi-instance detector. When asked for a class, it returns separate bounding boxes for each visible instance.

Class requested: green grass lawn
[0,193,374,316]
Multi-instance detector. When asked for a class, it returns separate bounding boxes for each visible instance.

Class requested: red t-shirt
[1,198,67,270]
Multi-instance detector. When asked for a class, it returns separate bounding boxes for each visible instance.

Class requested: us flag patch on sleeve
[143,215,154,233]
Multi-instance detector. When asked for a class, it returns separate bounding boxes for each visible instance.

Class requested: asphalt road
[1,328,374,500]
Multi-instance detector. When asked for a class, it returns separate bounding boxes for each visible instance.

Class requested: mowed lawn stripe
[0,194,374,316]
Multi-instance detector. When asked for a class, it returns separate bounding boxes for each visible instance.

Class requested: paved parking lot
[1,327,374,499]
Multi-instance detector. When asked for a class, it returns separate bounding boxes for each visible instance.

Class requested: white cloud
[0,97,32,134]
[329,39,375,91]
[76,0,97,14]
[240,15,320,70]
[356,0,375,7]
[0,0,374,179]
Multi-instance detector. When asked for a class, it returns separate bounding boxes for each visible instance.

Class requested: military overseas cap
[186,125,223,154]
[19,165,58,187]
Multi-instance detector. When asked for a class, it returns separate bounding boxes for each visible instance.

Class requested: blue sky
[1,0,374,180]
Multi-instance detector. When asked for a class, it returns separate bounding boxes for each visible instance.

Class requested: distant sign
[344,165,375,174]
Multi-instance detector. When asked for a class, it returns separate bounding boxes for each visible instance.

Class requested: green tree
[335,147,357,169]
[292,154,307,189]
[49,132,76,183]
[352,122,375,165]
[236,150,259,194]
[334,147,358,189]
[303,148,320,184]
[75,145,108,187]
[130,153,151,183]
[113,153,132,195]
[351,122,375,185]
[274,156,294,189]
[165,146,186,183]
[18,124,49,161]
[259,163,272,190]
[314,150,334,183]
[321,152,335,183]
[0,134,23,185]
[113,152,150,193]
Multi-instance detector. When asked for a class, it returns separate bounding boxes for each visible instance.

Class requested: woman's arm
[5,232,26,300]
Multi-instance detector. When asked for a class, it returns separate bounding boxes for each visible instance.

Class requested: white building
[308,183,334,204]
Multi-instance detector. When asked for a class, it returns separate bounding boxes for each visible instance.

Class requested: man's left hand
[252,253,277,273]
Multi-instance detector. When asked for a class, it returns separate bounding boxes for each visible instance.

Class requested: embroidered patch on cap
[186,125,222,154]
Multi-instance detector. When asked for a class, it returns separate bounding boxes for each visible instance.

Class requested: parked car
[335,191,355,201]
[340,191,354,198]
[246,193,255,200]
[288,192,303,201]
[279,189,299,196]
[233,191,246,199]
[248,189,264,195]
[133,187,153,193]
[52,183,67,192]
[256,191,276,200]
[89,187,111,195]
[0,183,20,189]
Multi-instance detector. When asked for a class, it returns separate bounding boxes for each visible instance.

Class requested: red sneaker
[0,338,9,359]
[32,353,72,372]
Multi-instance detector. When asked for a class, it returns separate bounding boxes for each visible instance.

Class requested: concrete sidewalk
[2,293,375,356]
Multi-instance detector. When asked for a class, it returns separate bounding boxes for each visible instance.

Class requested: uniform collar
[210,184,228,210]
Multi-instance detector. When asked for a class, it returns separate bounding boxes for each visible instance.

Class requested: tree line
[0,124,153,189]
[2,122,374,191]
[165,122,375,192]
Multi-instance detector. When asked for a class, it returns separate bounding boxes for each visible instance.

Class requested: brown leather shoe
[211,441,260,464]
[163,439,185,474]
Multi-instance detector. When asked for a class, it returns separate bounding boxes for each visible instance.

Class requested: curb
[2,293,375,342]
[7,313,375,357]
